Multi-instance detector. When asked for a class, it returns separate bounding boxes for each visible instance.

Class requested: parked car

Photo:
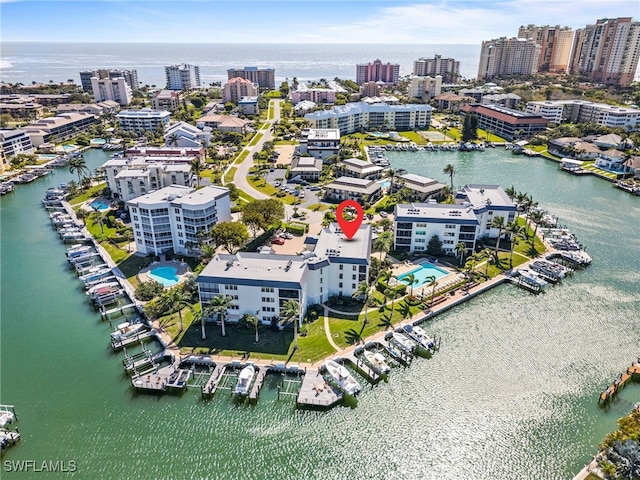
[366,213,374,220]
[279,232,293,239]
[299,191,305,198]
[273,237,285,245]
[379,211,388,218]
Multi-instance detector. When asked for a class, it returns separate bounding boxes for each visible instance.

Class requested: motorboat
[79,267,112,283]
[67,245,93,259]
[402,324,435,350]
[517,269,548,288]
[362,350,391,374]
[0,411,15,428]
[323,360,361,396]
[234,365,255,395]
[391,332,416,353]
[86,281,121,297]
[110,321,146,342]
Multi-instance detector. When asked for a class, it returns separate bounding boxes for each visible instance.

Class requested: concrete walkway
[323,306,341,352]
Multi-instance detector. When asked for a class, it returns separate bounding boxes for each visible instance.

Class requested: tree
[135,280,164,301]
[0,113,13,128]
[279,299,300,349]
[352,280,370,325]
[373,231,393,260]
[69,157,90,184]
[491,215,507,256]
[241,199,285,233]
[426,235,443,256]
[505,222,527,268]
[199,244,215,264]
[455,242,468,264]
[209,294,233,337]
[443,164,456,191]
[242,312,260,343]
[529,210,544,248]
[404,273,418,297]
[461,112,478,142]
[209,221,249,254]
[91,206,104,235]
[426,275,438,308]
[75,208,89,226]
[191,158,204,188]
[166,287,189,332]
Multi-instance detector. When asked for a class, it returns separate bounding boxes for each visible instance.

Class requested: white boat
[234,365,255,395]
[79,267,111,283]
[110,321,146,342]
[86,281,121,296]
[391,332,416,353]
[0,411,15,428]
[362,350,391,374]
[402,324,435,350]
[517,269,548,287]
[323,360,361,395]
[67,245,93,259]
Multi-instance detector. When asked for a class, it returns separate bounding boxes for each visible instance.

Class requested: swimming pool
[397,262,449,287]
[149,267,179,287]
[89,200,110,211]
[378,180,391,189]
[60,145,78,152]
[91,138,106,146]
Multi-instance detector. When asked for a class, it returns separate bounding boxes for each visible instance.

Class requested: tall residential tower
[165,64,201,90]
[477,37,541,80]
[517,25,574,73]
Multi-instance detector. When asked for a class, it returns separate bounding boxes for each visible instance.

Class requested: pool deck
[138,260,191,286]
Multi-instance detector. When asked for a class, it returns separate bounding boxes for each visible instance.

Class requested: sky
[0,0,638,44]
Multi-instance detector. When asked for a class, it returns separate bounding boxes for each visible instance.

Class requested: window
[224,284,238,291]
[261,287,274,293]
[339,274,343,279]
[352,275,356,280]
[261,297,275,303]
[416,231,426,235]
[352,266,357,271]
[339,265,343,270]
[133,215,138,221]
[352,284,356,289]
[339,282,343,288]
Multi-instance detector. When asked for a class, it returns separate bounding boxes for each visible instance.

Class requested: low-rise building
[116,108,170,135]
[299,128,340,161]
[56,101,120,116]
[238,96,259,115]
[305,102,432,135]
[393,184,516,254]
[323,176,382,203]
[525,100,640,129]
[393,173,446,201]
[481,93,521,110]
[337,158,384,180]
[434,93,475,112]
[196,114,251,134]
[408,76,442,102]
[289,156,322,181]
[23,112,97,147]
[460,103,548,140]
[0,102,44,120]
[128,185,231,256]
[196,223,371,326]
[124,146,206,162]
[151,90,180,111]
[291,84,337,104]
[164,121,212,148]
[0,129,34,170]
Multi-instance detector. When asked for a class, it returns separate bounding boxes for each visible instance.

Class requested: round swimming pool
[149,266,179,287]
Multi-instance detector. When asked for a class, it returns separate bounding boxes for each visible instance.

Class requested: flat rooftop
[312,223,371,264]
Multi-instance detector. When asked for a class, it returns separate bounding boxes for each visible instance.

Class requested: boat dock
[248,366,267,403]
[599,361,640,404]
[101,303,138,320]
[201,364,227,397]
[296,368,343,410]
[111,329,156,351]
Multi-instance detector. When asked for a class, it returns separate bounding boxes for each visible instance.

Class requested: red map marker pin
[336,200,364,240]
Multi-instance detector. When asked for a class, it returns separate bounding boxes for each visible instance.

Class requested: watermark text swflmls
[3,460,77,473]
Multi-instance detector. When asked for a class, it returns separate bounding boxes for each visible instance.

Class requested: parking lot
[265,168,323,208]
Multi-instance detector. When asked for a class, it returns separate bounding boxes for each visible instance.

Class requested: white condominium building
[90,77,132,106]
[305,102,432,135]
[127,185,231,256]
[116,108,170,135]
[477,37,541,80]
[0,129,34,171]
[525,100,640,129]
[408,76,442,102]
[165,64,201,90]
[394,185,516,254]
[196,223,371,326]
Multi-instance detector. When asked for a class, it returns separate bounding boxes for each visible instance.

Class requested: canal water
[1,148,639,479]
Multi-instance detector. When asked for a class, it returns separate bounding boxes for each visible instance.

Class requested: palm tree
[491,215,506,256]
[443,164,456,191]
[166,287,189,333]
[210,294,233,337]
[75,208,89,226]
[455,242,468,264]
[69,157,90,185]
[426,275,438,308]
[352,280,370,325]
[482,248,499,278]
[528,210,544,248]
[193,304,213,340]
[504,185,517,201]
[243,312,260,343]
[279,299,300,349]
[167,133,179,146]
[199,244,215,264]
[373,231,393,260]
[91,206,104,235]
[505,222,526,268]
[191,158,204,188]
[404,272,418,297]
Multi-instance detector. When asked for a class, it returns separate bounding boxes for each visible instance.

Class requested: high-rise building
[568,17,640,87]
[408,76,442,101]
[355,59,400,85]
[226,67,276,90]
[477,37,541,80]
[165,64,201,90]
[517,25,574,73]
[79,69,139,92]
[90,77,132,106]
[222,77,259,103]
[412,55,461,83]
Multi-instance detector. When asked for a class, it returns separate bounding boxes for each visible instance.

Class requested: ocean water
[1,148,639,479]
[0,42,481,87]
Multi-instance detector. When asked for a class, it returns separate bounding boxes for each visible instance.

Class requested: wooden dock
[101,303,138,320]
[296,368,343,410]
[599,362,640,404]
[201,364,226,397]
[248,366,267,403]
[340,353,382,384]
[111,329,156,350]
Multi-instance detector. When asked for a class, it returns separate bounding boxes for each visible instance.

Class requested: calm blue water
[149,266,179,287]
[89,200,109,211]
[398,262,450,287]
[0,42,481,86]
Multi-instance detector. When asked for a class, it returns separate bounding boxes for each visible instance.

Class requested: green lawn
[307,203,330,212]
[477,129,507,143]
[67,184,107,207]
[234,150,250,164]
[223,167,237,184]
[248,133,263,147]
[247,176,296,204]
[399,132,427,145]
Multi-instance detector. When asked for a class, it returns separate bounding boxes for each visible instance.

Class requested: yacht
[323,360,361,396]
[517,269,548,288]
[234,365,255,395]
[86,281,121,297]
[362,350,391,374]
[402,324,436,350]
[110,321,146,342]
[391,332,416,353]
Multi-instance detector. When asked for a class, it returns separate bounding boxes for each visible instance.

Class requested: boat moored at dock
[322,360,361,396]
[234,365,256,396]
